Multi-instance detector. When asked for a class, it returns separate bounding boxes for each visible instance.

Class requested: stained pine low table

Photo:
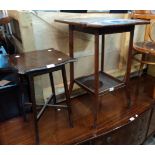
[9,48,75,144]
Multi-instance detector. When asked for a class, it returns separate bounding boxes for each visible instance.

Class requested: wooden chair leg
[61,65,73,128]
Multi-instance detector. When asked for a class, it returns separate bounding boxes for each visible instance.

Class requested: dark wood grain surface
[0,75,154,144]
[55,17,150,28]
[75,72,124,95]
[9,48,75,74]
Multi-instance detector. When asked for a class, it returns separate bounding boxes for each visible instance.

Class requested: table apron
[73,25,135,35]
[23,65,65,77]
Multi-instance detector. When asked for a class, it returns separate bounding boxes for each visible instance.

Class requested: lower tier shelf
[75,72,125,95]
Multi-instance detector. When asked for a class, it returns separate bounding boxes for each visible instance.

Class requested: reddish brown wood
[144,75,155,99]
[101,35,105,72]
[69,26,74,94]
[92,109,151,145]
[0,76,154,144]
[124,28,135,107]
[28,75,39,144]
[93,32,100,127]
[49,72,56,103]
[134,42,155,56]
[7,49,76,144]
[124,28,134,84]
[61,65,73,127]
[133,41,155,65]
[56,17,150,128]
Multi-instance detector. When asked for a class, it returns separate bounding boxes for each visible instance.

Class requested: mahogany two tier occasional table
[55,17,150,127]
[9,48,75,144]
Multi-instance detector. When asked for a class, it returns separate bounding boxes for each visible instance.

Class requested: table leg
[49,72,56,104]
[28,75,40,144]
[93,33,100,128]
[101,34,105,72]
[69,25,74,95]
[124,28,135,107]
[61,65,73,127]
[18,75,27,121]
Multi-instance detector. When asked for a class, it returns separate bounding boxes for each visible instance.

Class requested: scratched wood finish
[0,76,154,144]
[9,48,75,74]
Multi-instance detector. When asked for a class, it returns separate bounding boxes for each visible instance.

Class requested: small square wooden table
[55,17,150,127]
[9,48,75,144]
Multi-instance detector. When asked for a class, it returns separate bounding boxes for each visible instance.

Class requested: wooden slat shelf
[75,72,125,95]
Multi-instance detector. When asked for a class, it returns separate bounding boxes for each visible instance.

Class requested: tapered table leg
[28,75,39,144]
[61,65,73,127]
[101,34,105,72]
[69,25,74,95]
[93,33,100,128]
[18,76,27,121]
[49,72,56,104]
[124,28,135,107]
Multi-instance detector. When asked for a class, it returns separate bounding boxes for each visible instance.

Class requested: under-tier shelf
[75,72,125,95]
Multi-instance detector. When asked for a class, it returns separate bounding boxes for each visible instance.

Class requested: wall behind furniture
[8,10,145,104]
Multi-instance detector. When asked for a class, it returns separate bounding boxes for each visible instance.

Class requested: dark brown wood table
[55,17,150,127]
[9,48,75,144]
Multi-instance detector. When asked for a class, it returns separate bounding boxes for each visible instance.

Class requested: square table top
[55,17,150,28]
[8,48,75,74]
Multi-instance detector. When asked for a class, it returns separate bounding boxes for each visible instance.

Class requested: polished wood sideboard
[80,106,155,145]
